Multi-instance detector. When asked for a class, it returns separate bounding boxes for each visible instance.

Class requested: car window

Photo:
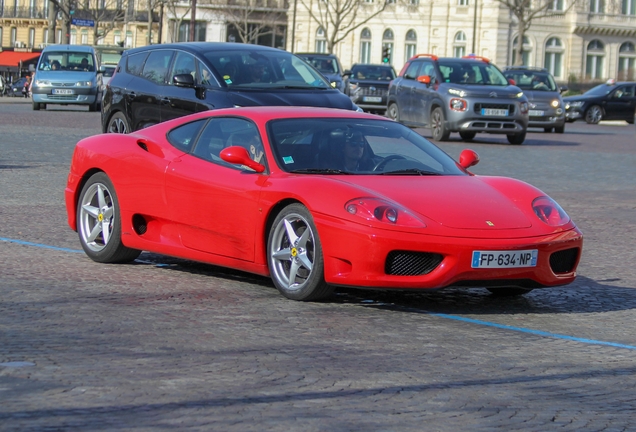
[142,50,174,84]
[301,56,340,74]
[613,85,635,98]
[196,61,217,87]
[167,119,207,152]
[168,51,196,85]
[420,61,437,81]
[403,62,421,80]
[126,52,148,77]
[38,50,96,71]
[350,65,395,80]
[439,61,507,86]
[504,71,557,91]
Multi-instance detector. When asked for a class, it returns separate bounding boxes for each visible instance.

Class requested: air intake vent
[385,251,443,276]
[549,248,579,274]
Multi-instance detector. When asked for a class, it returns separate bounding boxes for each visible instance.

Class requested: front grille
[385,251,443,276]
[359,86,389,97]
[474,103,515,115]
[549,248,579,274]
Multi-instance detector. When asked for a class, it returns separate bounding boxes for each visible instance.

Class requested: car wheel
[544,127,552,133]
[77,172,141,263]
[32,102,40,111]
[585,105,603,124]
[387,103,400,122]
[506,132,526,145]
[554,125,565,133]
[268,203,333,301]
[107,112,130,134]
[88,100,99,112]
[487,287,533,297]
[431,107,450,141]
[459,131,476,141]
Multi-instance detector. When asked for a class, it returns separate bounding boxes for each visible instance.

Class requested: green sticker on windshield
[282,156,294,164]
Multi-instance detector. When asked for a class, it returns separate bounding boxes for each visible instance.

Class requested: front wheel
[585,105,603,124]
[487,287,533,297]
[554,125,565,133]
[507,132,526,145]
[77,172,141,263]
[431,107,450,141]
[267,204,333,301]
[459,131,476,141]
[32,102,40,111]
[107,112,130,134]
[387,103,400,122]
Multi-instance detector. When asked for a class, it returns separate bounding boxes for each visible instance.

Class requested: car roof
[42,44,95,53]
[123,42,286,57]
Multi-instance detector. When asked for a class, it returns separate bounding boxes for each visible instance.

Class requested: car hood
[349,79,392,87]
[228,89,354,110]
[35,70,96,82]
[522,90,560,102]
[562,94,597,103]
[334,175,534,230]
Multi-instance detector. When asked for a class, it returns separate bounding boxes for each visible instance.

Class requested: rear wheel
[77,172,141,263]
[387,103,400,122]
[107,112,130,134]
[544,127,552,133]
[585,105,603,124]
[506,132,526,145]
[267,204,333,301]
[32,102,40,111]
[487,287,533,297]
[459,131,476,141]
[88,100,99,112]
[431,107,450,141]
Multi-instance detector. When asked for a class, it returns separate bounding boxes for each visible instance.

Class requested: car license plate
[53,89,75,95]
[363,96,382,103]
[471,249,538,268]
[529,110,544,116]
[481,108,508,116]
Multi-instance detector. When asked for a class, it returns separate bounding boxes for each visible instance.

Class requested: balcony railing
[0,6,48,19]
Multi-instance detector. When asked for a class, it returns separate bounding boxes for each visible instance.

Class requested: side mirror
[416,75,431,85]
[220,146,266,173]
[173,73,195,88]
[560,85,568,94]
[508,78,516,85]
[459,149,480,169]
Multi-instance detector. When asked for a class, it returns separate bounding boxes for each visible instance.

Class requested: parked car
[8,77,28,97]
[102,42,360,134]
[503,66,566,133]
[563,79,636,124]
[31,44,102,111]
[295,52,346,92]
[343,63,396,114]
[65,106,582,301]
[387,54,529,144]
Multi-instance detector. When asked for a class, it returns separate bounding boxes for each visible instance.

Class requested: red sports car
[65,107,583,301]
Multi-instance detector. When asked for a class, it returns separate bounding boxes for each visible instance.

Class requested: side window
[168,51,196,85]
[142,50,174,84]
[126,52,148,76]
[420,61,436,81]
[196,61,217,87]
[167,119,207,152]
[404,61,421,80]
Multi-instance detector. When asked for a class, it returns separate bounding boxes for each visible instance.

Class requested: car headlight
[448,88,467,97]
[348,82,358,92]
[515,92,524,98]
[35,80,52,87]
[550,100,560,108]
[568,101,584,108]
[76,81,92,87]
[345,197,426,228]
[532,196,570,227]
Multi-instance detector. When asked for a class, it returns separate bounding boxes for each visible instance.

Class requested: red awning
[0,51,41,68]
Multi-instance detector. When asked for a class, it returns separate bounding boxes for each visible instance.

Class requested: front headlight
[35,80,52,87]
[550,99,560,108]
[75,81,92,87]
[568,101,584,108]
[448,88,467,97]
[532,196,570,226]
[345,197,426,228]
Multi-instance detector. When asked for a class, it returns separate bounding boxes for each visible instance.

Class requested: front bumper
[565,109,583,120]
[32,86,98,105]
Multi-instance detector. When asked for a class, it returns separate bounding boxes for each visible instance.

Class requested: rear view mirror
[220,146,266,173]
[459,149,480,169]
[173,73,195,88]
[416,75,431,85]
[508,78,516,85]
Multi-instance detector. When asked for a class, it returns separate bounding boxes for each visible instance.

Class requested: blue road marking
[3,235,636,351]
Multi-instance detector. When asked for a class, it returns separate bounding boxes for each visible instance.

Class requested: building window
[0,28,3,47]
[43,28,48,44]
[511,35,532,65]
[70,29,77,44]
[360,28,371,63]
[28,28,35,47]
[126,31,133,48]
[590,0,604,13]
[405,29,417,60]
[10,27,17,46]
[408,0,419,4]
[177,21,206,43]
[56,29,62,44]
[618,42,636,80]
[114,31,122,46]
[315,27,326,53]
[458,0,468,5]
[544,37,564,78]
[29,0,36,17]
[81,30,88,45]
[453,31,466,57]
[549,0,564,11]
[586,39,605,79]
[622,0,636,14]
[382,29,394,64]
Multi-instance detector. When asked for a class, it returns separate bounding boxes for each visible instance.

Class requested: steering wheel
[373,155,406,172]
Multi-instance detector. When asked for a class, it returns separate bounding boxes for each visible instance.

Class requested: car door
[604,85,635,121]
[161,51,211,122]
[129,49,173,130]
[395,61,421,123]
[411,60,437,126]
[164,117,266,261]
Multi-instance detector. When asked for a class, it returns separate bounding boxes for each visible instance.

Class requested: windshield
[299,56,340,75]
[503,71,558,92]
[268,118,465,175]
[350,65,396,81]
[38,51,95,72]
[584,83,615,97]
[203,49,331,89]
[438,60,508,86]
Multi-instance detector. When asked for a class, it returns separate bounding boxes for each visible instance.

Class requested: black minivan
[102,42,360,133]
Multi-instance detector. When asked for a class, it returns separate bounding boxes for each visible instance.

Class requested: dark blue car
[343,64,396,114]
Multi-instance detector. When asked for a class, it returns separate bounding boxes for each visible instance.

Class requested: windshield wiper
[289,168,351,174]
[274,85,329,90]
[379,169,442,176]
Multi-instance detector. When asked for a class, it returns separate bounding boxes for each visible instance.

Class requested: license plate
[53,89,75,95]
[471,249,538,268]
[363,96,382,103]
[481,108,508,116]
[529,110,544,116]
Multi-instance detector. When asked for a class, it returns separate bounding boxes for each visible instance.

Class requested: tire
[459,131,476,141]
[585,105,603,124]
[431,107,450,141]
[507,132,526,145]
[88,100,99,112]
[267,203,333,301]
[77,172,141,263]
[387,103,400,122]
[554,125,565,133]
[32,102,40,111]
[107,112,130,134]
[487,287,534,297]
[544,127,552,133]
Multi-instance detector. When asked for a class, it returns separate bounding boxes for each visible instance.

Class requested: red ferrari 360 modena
[65,107,582,301]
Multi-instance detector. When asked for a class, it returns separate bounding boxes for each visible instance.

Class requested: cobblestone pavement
[1,102,635,431]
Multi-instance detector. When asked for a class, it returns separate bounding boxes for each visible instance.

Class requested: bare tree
[163,0,192,42]
[48,0,73,44]
[299,0,391,54]
[495,0,579,65]
[208,0,287,44]
[78,0,127,43]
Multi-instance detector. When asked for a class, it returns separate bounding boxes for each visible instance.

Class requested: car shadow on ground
[134,253,636,315]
